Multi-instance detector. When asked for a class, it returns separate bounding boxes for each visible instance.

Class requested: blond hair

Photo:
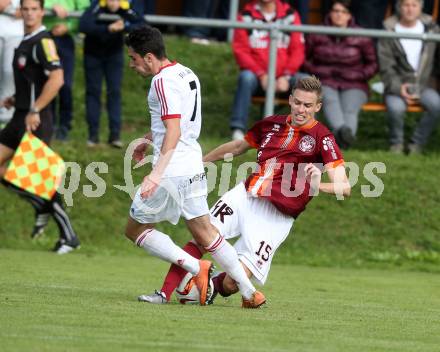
[293,75,323,103]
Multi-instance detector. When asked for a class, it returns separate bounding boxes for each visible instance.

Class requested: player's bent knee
[186,215,217,247]
[125,217,155,243]
[125,232,136,242]
[124,227,137,242]
[124,217,142,242]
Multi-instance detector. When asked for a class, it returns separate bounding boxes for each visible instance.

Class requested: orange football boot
[242,290,266,308]
[193,259,214,305]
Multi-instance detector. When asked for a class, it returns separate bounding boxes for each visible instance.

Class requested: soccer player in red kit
[139,75,351,306]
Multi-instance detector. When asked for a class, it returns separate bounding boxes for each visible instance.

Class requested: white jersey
[148,62,204,177]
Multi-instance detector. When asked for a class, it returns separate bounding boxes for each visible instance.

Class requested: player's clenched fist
[304,163,322,193]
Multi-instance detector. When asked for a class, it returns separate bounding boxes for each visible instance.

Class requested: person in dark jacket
[303,0,378,148]
[79,0,145,148]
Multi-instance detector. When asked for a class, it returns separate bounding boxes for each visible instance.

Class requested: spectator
[182,0,230,44]
[303,0,378,148]
[127,0,144,15]
[350,0,439,30]
[0,0,23,129]
[44,0,89,141]
[142,0,154,14]
[230,0,305,140]
[79,0,145,148]
[182,0,213,45]
[288,0,309,24]
[378,0,440,154]
[350,0,396,29]
[209,0,230,42]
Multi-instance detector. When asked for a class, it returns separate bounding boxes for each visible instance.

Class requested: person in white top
[0,0,23,127]
[124,25,266,308]
[378,0,440,154]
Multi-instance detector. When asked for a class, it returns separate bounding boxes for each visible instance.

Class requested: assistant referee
[0,0,79,254]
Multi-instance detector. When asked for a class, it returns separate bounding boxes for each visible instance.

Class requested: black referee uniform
[0,28,58,149]
[0,26,80,253]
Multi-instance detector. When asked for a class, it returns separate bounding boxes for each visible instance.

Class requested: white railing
[8,9,440,116]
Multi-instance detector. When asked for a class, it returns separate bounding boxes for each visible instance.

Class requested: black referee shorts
[0,108,53,150]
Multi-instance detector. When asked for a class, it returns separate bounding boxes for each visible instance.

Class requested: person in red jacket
[230,0,305,140]
[303,0,378,148]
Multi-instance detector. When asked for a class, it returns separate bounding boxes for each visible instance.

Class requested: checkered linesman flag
[4,133,65,200]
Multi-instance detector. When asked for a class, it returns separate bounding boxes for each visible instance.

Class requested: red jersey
[244,115,344,218]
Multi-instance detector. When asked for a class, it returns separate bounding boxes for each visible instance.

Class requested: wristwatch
[29,107,40,114]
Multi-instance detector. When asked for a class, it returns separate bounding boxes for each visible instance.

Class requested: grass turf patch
[0,248,439,352]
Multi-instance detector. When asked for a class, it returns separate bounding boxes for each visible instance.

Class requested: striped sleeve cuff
[161,114,181,120]
[325,159,345,169]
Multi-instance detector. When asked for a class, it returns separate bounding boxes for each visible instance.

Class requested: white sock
[135,229,200,275]
[205,233,255,299]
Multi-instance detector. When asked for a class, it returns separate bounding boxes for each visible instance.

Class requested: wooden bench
[251,96,424,113]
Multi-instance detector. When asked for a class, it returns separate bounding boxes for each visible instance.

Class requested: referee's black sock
[1,179,52,238]
[1,180,79,245]
[50,192,80,246]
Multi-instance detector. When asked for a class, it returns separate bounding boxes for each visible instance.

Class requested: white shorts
[130,173,209,225]
[210,182,294,285]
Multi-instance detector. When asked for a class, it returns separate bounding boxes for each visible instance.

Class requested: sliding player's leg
[138,240,205,303]
[184,187,265,308]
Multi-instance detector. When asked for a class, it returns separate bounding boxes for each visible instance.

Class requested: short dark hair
[332,0,352,12]
[293,75,323,103]
[125,25,167,59]
[20,0,44,8]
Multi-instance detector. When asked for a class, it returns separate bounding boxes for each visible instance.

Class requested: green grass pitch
[1,249,439,352]
[1,35,440,351]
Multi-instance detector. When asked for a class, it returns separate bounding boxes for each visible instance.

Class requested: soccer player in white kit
[124,26,265,307]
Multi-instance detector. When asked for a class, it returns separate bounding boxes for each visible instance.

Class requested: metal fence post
[264,27,279,118]
[228,0,239,42]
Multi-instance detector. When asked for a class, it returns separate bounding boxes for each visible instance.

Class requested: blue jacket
[79,2,145,57]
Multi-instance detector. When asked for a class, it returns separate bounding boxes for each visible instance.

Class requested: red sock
[212,272,231,297]
[160,242,203,301]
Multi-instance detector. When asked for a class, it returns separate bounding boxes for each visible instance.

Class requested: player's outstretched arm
[203,139,251,163]
[320,164,351,197]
